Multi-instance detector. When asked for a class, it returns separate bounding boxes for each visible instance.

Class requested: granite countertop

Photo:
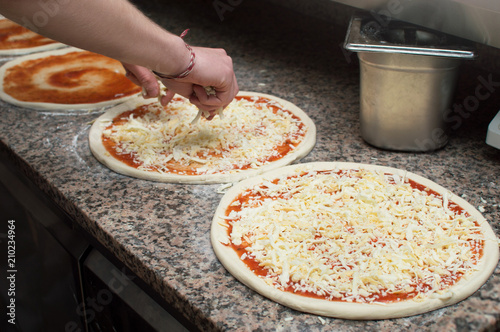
[1,1,500,331]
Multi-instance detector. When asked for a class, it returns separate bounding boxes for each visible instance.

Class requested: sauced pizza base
[2,50,140,104]
[100,95,308,176]
[221,168,484,304]
[0,18,58,50]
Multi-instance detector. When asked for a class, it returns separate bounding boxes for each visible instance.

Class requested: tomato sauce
[3,51,141,104]
[0,20,57,49]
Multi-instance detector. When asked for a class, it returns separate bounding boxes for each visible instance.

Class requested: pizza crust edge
[0,42,66,56]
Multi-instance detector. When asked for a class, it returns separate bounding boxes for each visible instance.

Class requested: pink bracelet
[153,29,196,79]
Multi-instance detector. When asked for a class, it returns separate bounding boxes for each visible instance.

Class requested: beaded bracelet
[153,29,196,79]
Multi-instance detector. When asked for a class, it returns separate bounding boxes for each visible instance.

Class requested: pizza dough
[88,92,316,184]
[0,16,65,55]
[0,47,142,110]
[211,162,499,319]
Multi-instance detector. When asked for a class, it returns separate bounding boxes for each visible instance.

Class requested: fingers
[179,47,238,113]
[189,78,239,112]
[153,46,239,116]
[121,62,159,99]
[191,85,219,106]
[159,89,176,106]
[205,112,216,121]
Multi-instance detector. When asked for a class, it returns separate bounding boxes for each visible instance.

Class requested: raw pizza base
[210,161,499,319]
[0,16,66,55]
[0,47,141,110]
[89,92,316,184]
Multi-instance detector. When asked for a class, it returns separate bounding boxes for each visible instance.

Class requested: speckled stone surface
[1,1,500,331]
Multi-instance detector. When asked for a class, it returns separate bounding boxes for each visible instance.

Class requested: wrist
[153,30,195,79]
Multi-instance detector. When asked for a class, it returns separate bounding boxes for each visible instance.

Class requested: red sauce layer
[0,19,57,49]
[3,51,141,104]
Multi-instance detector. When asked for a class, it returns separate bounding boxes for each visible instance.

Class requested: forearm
[0,0,190,76]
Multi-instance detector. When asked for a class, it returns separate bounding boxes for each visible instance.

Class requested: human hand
[158,46,239,116]
[121,62,174,106]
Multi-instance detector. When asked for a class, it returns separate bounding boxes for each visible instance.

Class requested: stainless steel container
[359,52,460,151]
[333,0,500,50]
[345,16,475,151]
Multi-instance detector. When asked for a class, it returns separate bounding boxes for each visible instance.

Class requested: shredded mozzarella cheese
[102,96,306,175]
[224,169,484,303]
